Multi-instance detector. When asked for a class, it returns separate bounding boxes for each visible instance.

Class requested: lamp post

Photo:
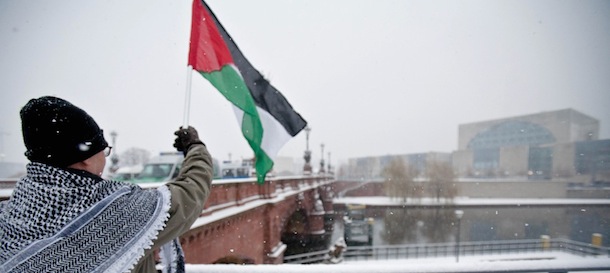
[327,151,332,174]
[319,143,325,173]
[455,210,464,262]
[303,127,312,174]
[109,131,119,173]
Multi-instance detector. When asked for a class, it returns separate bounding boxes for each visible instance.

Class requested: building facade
[342,109,609,183]
[343,152,452,180]
[453,109,608,181]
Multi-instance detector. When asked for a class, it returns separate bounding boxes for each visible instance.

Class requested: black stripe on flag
[200,1,307,136]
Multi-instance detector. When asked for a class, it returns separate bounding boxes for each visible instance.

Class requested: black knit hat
[20,96,108,167]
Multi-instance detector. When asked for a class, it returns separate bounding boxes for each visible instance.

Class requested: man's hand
[173,126,203,155]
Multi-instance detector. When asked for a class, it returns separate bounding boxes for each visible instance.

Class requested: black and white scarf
[0,162,184,273]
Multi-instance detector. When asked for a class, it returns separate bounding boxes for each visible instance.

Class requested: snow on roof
[0,188,12,198]
[115,165,143,173]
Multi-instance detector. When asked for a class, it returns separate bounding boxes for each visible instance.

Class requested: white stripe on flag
[232,106,292,160]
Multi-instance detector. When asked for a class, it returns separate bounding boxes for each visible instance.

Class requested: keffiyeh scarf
[0,162,184,273]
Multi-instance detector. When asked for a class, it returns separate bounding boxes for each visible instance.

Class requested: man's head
[20,96,109,175]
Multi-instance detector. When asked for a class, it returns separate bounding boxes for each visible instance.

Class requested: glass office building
[454,109,606,180]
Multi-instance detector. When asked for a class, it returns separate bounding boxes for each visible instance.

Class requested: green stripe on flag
[253,146,273,183]
[198,65,274,183]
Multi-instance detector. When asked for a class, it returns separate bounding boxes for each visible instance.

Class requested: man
[0,96,213,273]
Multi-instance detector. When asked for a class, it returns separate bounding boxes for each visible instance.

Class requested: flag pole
[183,65,193,128]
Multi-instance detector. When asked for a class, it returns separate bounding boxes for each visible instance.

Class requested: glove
[173,126,203,155]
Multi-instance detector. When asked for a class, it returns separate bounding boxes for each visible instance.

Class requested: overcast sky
[1,0,609,167]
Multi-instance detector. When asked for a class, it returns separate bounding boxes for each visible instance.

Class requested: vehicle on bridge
[217,158,276,179]
[126,151,275,184]
[129,152,185,183]
[129,152,222,183]
[219,159,255,179]
[111,165,143,181]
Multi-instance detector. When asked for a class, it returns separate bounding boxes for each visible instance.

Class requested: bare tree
[119,147,151,167]
[425,160,458,202]
[382,157,418,202]
[380,209,420,244]
[420,208,454,243]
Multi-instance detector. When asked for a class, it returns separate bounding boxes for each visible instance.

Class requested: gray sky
[1,0,609,167]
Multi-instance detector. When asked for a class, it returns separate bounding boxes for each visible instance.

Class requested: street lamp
[455,210,464,262]
[303,127,312,174]
[109,131,119,173]
[327,151,332,174]
[319,143,325,173]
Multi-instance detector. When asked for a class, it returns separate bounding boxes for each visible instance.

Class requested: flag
[188,0,307,183]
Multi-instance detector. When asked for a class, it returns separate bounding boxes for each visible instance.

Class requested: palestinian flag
[188,0,307,183]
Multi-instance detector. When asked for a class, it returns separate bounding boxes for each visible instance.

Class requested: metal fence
[283,238,610,264]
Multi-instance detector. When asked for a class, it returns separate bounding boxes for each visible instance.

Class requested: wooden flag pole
[182,65,193,128]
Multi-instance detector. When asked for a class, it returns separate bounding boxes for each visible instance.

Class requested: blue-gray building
[453,109,608,181]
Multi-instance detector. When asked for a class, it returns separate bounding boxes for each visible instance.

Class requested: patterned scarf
[0,162,184,273]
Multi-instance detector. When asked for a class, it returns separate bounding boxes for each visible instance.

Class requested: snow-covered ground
[184,251,610,273]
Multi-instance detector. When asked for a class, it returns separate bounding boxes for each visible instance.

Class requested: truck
[111,165,143,181]
[128,151,224,185]
[219,158,256,179]
[130,152,185,184]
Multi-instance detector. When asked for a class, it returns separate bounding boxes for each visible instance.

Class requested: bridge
[153,175,335,264]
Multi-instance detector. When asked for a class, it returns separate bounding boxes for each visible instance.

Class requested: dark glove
[173,126,203,155]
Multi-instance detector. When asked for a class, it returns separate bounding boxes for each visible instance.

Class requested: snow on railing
[284,238,610,264]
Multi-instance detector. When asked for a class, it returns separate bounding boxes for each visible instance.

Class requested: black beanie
[20,96,108,167]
